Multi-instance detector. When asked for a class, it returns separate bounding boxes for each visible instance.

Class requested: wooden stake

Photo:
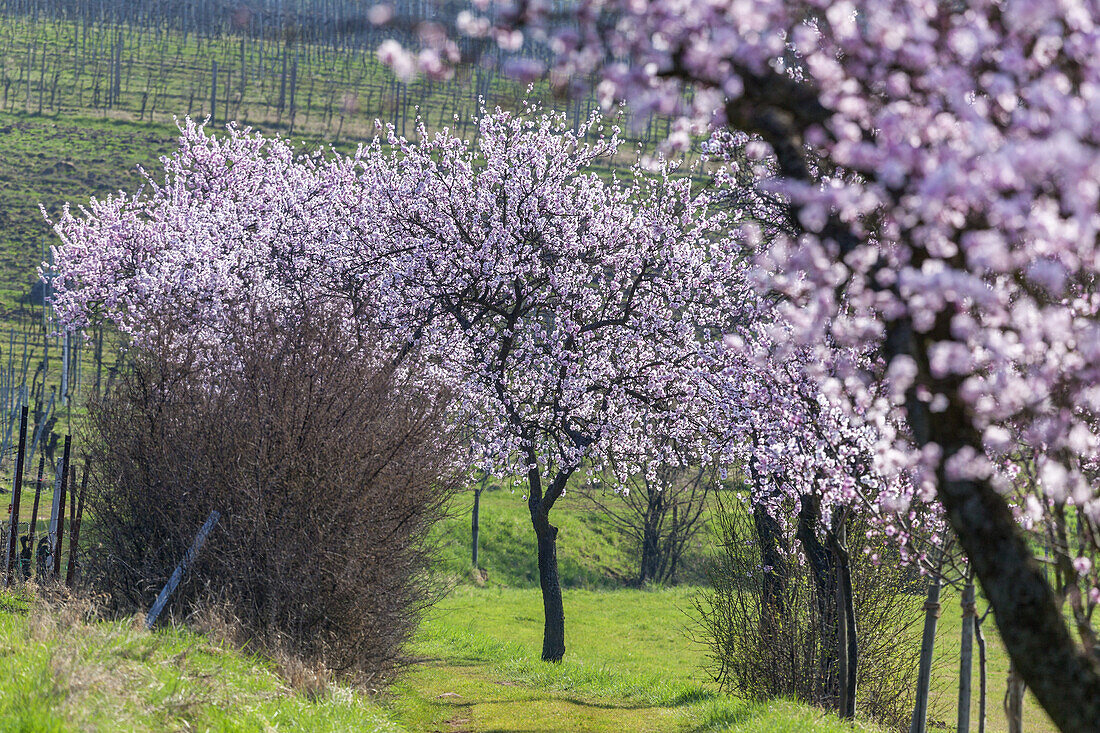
[65,461,89,588]
[3,405,27,587]
[145,510,221,630]
[909,576,942,733]
[51,435,71,578]
[958,578,976,733]
[25,452,44,579]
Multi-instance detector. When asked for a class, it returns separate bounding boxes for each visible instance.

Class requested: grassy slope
[0,14,536,142]
[0,591,401,732]
[433,483,715,589]
[0,113,172,311]
[435,486,637,589]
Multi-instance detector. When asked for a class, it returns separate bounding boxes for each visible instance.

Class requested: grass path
[398,586,878,733]
[395,662,689,733]
[395,659,868,733]
[426,586,709,687]
[395,653,876,733]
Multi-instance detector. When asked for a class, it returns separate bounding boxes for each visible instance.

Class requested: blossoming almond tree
[362,107,745,660]
[383,0,1100,727]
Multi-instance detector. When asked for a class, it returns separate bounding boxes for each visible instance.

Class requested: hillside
[433,483,714,589]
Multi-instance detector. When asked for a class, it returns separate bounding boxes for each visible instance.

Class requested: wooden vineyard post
[3,406,27,586]
[975,610,990,733]
[909,575,942,733]
[1005,663,1025,733]
[958,578,977,733]
[65,461,89,587]
[25,452,45,579]
[145,510,221,630]
[210,59,217,125]
[51,436,71,578]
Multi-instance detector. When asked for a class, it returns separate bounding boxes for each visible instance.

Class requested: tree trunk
[471,487,482,568]
[533,513,565,661]
[796,496,838,706]
[835,532,857,719]
[639,490,662,584]
[836,557,849,719]
[523,453,568,662]
[753,504,788,617]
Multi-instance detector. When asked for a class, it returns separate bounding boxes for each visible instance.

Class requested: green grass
[1,456,1062,732]
[0,588,401,732]
[934,588,1056,732]
[0,586,880,733]
[374,582,883,733]
[432,485,1061,732]
[426,585,708,688]
[0,113,176,311]
[433,481,716,589]
[0,481,1061,733]
[0,12,538,140]
[434,486,636,589]
[394,584,881,731]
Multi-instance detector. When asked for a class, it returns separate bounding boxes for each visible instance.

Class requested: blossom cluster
[382,0,1100,520]
[47,108,913,526]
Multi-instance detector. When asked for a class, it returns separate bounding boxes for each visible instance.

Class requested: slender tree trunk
[750,449,789,626]
[639,490,661,584]
[527,459,567,663]
[831,515,853,718]
[753,504,788,616]
[975,612,988,733]
[750,490,789,689]
[822,514,858,719]
[797,496,838,706]
[836,533,857,719]
[836,557,849,718]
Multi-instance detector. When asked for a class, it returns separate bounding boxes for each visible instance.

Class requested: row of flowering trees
[46,106,915,672]
[373,1,1100,730]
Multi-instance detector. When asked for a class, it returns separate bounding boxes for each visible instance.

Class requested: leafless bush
[81,306,462,682]
[583,464,715,585]
[696,494,934,731]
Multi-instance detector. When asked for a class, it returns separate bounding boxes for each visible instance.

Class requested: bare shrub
[81,306,462,682]
[696,494,933,731]
[583,464,716,585]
